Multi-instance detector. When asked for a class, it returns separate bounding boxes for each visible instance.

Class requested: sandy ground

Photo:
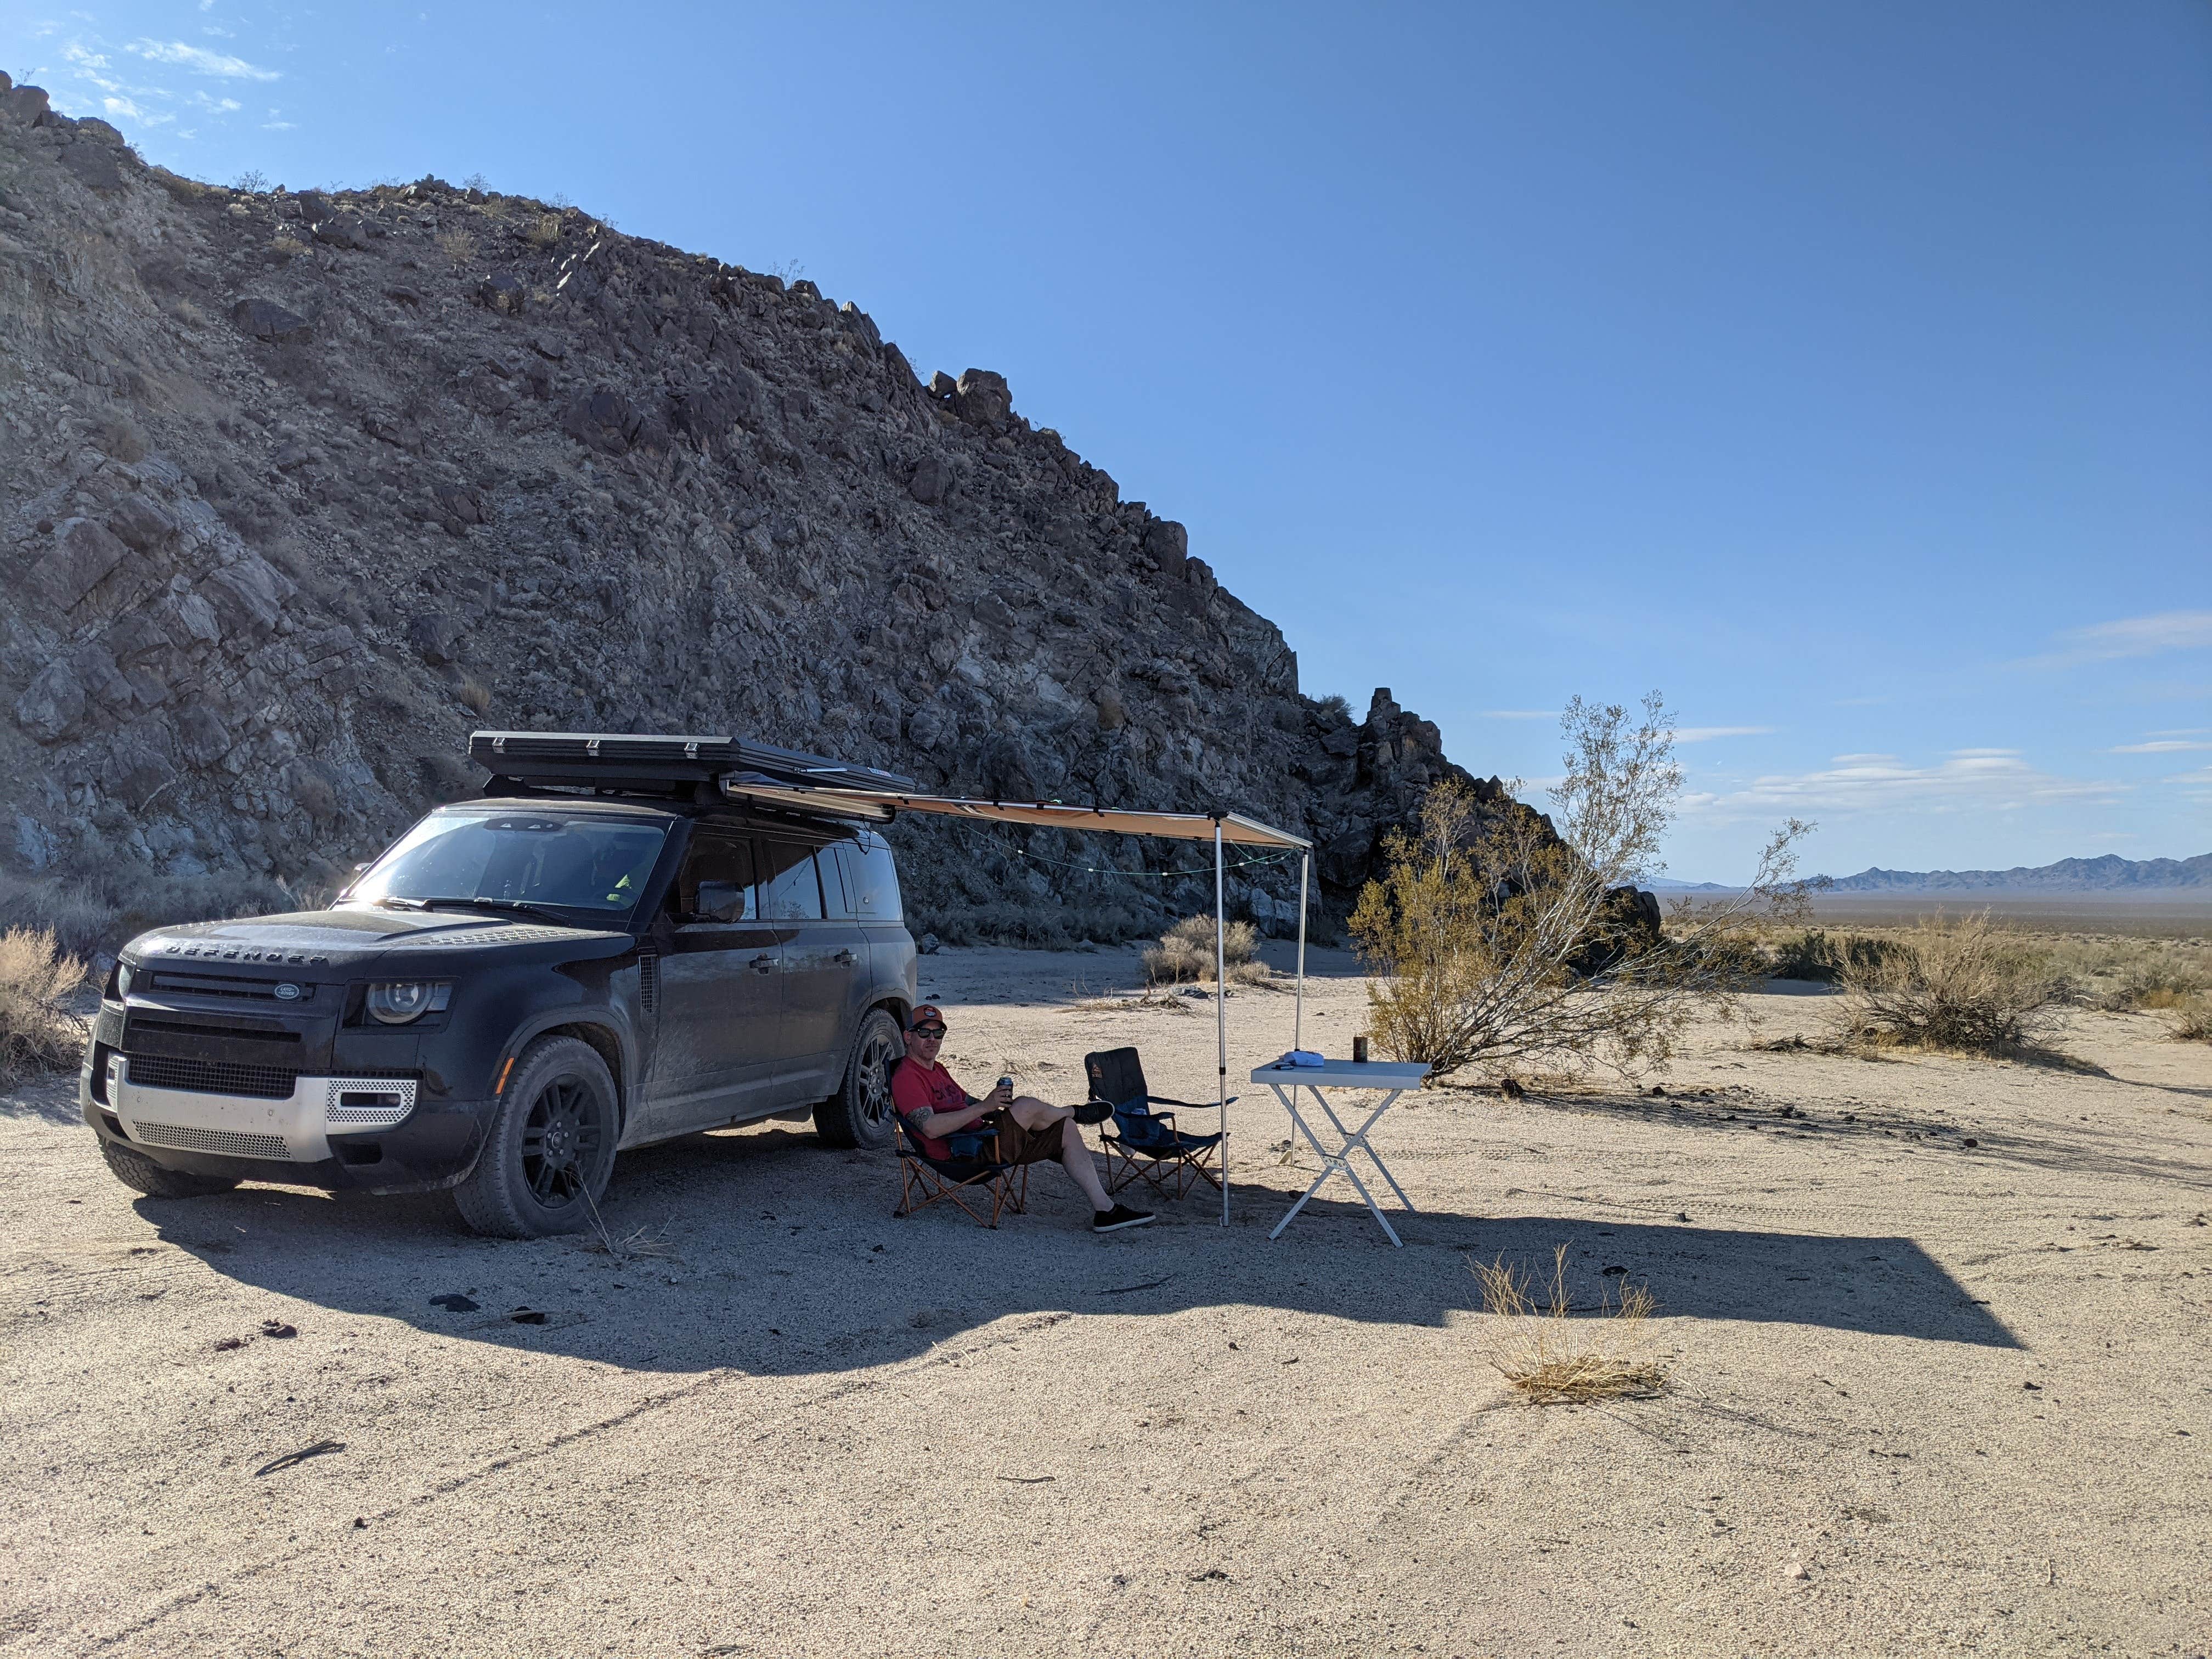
[3,942,2209,1659]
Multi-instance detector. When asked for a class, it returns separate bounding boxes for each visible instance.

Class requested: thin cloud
[2024,609,2212,670]
[127,38,280,80]
[1674,726,1774,743]
[1680,750,2119,819]
[2109,739,2212,754]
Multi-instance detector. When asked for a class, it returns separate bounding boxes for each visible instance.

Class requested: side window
[840,837,903,921]
[758,840,825,920]
[675,832,756,922]
[820,842,857,919]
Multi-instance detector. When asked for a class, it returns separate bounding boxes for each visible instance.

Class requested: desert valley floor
[3,943,2207,1658]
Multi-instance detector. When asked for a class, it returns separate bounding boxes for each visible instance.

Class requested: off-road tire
[100,1138,241,1199]
[816,1007,902,1150]
[452,1036,620,1239]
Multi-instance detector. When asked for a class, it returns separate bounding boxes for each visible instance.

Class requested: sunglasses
[910,1024,947,1039]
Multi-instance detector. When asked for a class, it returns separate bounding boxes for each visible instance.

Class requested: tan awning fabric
[721,781,1310,849]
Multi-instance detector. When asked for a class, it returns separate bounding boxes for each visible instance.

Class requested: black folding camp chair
[893,1101,1030,1228]
[1082,1047,1229,1201]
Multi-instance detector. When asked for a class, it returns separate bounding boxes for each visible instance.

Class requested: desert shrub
[1765,928,1904,983]
[524,213,563,249]
[2098,960,2210,1013]
[1350,695,1810,1079]
[435,226,479,270]
[2170,997,2212,1043]
[1471,1244,1664,1404]
[1143,915,1259,984]
[1835,912,2072,1056]
[456,678,494,715]
[0,928,87,1083]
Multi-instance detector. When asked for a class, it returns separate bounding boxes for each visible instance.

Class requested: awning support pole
[1295,850,1310,1053]
[1216,819,1229,1229]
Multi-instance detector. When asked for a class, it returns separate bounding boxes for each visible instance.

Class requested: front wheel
[816,1008,902,1150]
[100,1139,241,1199]
[453,1036,619,1238]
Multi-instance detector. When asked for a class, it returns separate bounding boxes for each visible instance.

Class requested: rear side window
[676,833,757,922]
[759,840,825,920]
[838,838,902,922]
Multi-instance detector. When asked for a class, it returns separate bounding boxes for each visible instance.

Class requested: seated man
[892,1005,1153,1234]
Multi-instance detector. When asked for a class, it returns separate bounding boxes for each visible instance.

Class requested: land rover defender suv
[80,732,920,1237]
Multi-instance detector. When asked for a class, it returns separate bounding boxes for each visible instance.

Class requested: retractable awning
[719,778,1310,850]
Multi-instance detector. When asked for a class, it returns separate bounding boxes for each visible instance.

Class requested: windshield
[346,809,669,917]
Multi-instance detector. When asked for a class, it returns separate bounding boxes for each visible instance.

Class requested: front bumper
[83,1056,492,1193]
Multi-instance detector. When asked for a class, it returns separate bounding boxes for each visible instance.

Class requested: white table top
[1249,1059,1430,1087]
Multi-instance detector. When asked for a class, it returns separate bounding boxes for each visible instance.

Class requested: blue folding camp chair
[1082,1047,1228,1201]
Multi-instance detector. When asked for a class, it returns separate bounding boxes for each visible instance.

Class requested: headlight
[114,961,133,1000]
[365,981,453,1025]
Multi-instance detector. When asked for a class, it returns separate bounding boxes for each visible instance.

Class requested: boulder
[561,387,642,455]
[106,492,177,551]
[953,368,1012,428]
[1142,518,1188,576]
[476,271,527,313]
[59,143,125,193]
[13,662,85,743]
[174,705,234,769]
[408,612,462,665]
[203,554,295,638]
[1,84,49,127]
[112,735,179,810]
[908,454,951,505]
[230,297,313,343]
[313,213,372,251]
[33,518,128,610]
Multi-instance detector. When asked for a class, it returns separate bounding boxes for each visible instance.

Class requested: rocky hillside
[0,80,1504,950]
[1821,853,2212,894]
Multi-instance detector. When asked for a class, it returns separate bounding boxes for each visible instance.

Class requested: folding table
[1251,1059,1427,1247]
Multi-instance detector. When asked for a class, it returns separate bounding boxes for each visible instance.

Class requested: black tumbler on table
[1353,1036,1369,1063]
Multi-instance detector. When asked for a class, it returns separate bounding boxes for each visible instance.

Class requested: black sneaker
[1092,1204,1154,1234]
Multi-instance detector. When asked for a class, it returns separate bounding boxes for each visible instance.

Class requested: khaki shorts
[983,1110,1066,1166]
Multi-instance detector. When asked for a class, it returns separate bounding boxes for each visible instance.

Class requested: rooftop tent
[721,778,1316,1229]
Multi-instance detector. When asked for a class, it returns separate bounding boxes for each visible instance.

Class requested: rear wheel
[816,1008,902,1150]
[453,1036,619,1238]
[100,1139,241,1199]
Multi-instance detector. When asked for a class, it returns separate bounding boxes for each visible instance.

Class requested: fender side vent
[637,949,660,1014]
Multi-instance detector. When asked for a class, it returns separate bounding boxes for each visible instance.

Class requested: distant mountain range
[1645,854,2212,894]
[1818,854,2212,893]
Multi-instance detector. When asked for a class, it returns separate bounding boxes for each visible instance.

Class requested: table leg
[1336,1158,1404,1248]
[1342,1094,1416,1214]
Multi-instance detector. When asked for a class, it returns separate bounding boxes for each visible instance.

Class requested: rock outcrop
[0,83,1504,945]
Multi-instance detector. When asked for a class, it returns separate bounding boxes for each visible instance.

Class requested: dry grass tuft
[1143,915,1260,985]
[2171,998,2212,1044]
[456,678,494,715]
[1471,1244,1665,1404]
[0,928,87,1084]
[435,226,479,270]
[523,213,563,249]
[1835,911,2071,1058]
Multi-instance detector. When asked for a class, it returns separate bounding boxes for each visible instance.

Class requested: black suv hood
[124,907,631,969]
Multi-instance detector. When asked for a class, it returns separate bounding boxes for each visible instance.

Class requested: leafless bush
[524,213,562,250]
[456,678,494,715]
[1143,914,1261,984]
[1764,927,1902,984]
[0,870,309,958]
[1351,695,1811,1080]
[0,928,87,1083]
[2172,999,2212,1043]
[1835,912,2072,1056]
[1471,1244,1664,1404]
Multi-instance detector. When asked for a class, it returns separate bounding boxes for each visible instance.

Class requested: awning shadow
[142,1123,2019,1378]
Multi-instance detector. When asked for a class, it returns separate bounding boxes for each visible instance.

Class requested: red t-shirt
[891,1059,972,1159]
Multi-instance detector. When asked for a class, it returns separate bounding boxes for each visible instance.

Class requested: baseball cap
[907,1003,946,1034]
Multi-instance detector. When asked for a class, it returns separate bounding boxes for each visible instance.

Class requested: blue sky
[10,2,2208,881]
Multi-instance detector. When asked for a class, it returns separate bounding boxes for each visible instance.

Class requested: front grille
[125,1053,298,1100]
[134,1121,291,1160]
[149,971,315,1003]
[126,1015,300,1046]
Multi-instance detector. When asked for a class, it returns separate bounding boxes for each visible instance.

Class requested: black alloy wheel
[520,1075,605,1209]
[816,1007,903,1149]
[454,1035,620,1238]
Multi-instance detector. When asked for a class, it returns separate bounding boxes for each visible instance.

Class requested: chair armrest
[1149,1094,1235,1109]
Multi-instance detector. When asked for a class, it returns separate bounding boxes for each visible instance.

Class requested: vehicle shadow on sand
[139,1122,2020,1376]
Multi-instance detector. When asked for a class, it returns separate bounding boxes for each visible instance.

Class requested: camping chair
[892,1090,1031,1228]
[1082,1047,1229,1201]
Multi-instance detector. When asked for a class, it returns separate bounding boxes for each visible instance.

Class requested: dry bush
[1471,1244,1664,1404]
[1835,911,2072,1056]
[269,234,310,258]
[1143,914,1260,985]
[1764,927,1903,984]
[435,226,479,270]
[0,928,87,1083]
[0,870,309,959]
[1351,695,1811,1080]
[456,678,494,715]
[524,213,563,249]
[2170,998,2212,1044]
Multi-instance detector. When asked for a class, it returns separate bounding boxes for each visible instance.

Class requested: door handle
[833,949,856,965]
[749,953,775,974]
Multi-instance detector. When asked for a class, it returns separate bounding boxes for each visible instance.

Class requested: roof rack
[468,731,914,809]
